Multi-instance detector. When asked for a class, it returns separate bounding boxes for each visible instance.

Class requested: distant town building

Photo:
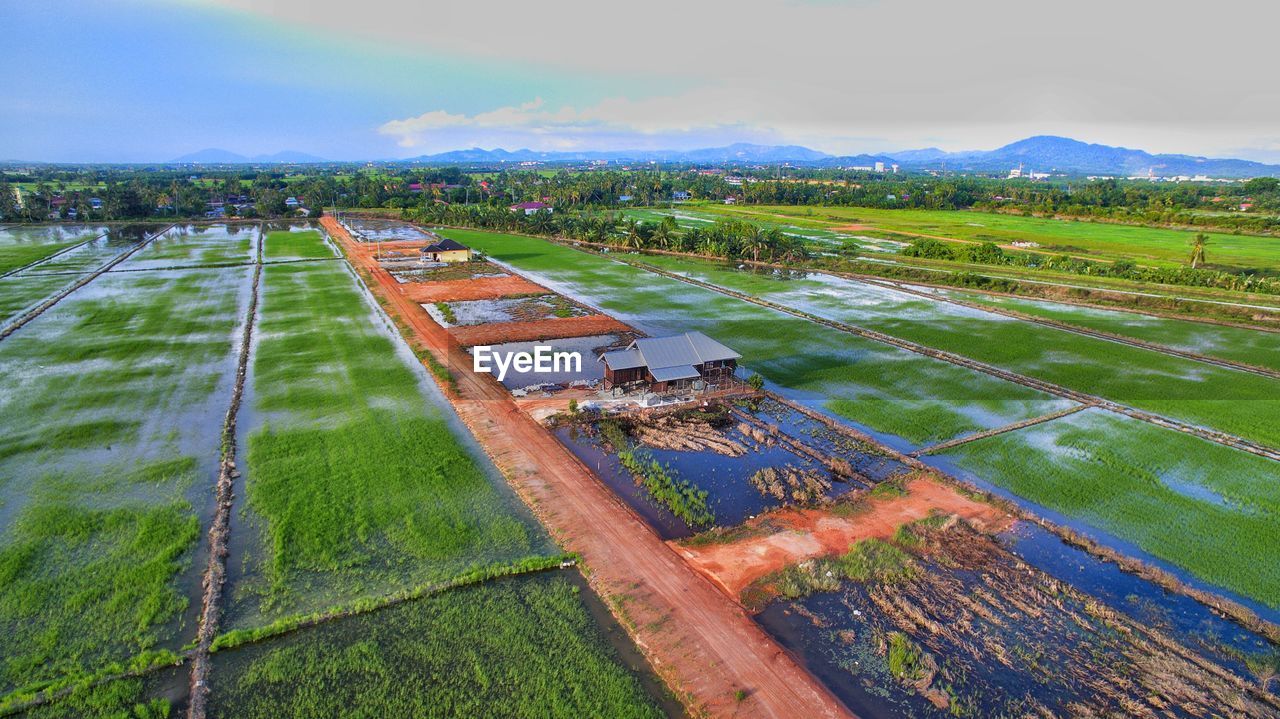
[874,161,885,173]
[510,201,553,215]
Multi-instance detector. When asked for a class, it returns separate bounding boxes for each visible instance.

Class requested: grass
[9,675,172,719]
[741,538,916,609]
[229,258,553,626]
[447,229,1065,446]
[941,408,1280,607]
[0,268,248,699]
[705,203,1280,271]
[262,228,334,261]
[209,575,662,719]
[627,251,1280,450]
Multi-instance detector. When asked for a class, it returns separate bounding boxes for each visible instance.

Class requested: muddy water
[555,403,885,540]
[757,520,1280,718]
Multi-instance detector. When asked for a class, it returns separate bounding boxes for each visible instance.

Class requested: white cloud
[200,0,1280,158]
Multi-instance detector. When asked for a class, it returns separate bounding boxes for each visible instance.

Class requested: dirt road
[325,217,852,719]
[672,476,1012,599]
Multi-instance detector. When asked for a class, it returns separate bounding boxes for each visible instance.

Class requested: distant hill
[903,136,1280,178]
[404,136,1280,178]
[171,148,328,164]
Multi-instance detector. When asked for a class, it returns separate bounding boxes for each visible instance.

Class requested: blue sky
[2,0,1278,162]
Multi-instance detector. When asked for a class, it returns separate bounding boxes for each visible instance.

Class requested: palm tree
[1190,233,1209,268]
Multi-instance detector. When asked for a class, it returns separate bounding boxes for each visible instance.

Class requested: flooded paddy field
[0,224,107,274]
[555,398,905,539]
[932,407,1280,613]
[209,573,670,718]
[340,215,434,243]
[450,228,1067,448]
[260,223,335,261]
[622,207,906,254]
[224,230,558,630]
[940,287,1280,373]
[0,225,159,323]
[115,223,257,270]
[0,264,252,704]
[425,293,591,328]
[630,252,1280,449]
[13,663,187,719]
[756,516,1280,718]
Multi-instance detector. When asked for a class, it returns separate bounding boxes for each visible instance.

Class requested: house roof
[420,238,470,253]
[599,331,739,380]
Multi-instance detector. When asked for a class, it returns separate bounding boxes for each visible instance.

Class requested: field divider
[0,228,111,279]
[185,229,263,719]
[208,555,577,655]
[612,254,1280,463]
[909,403,1094,456]
[851,274,1280,380]
[0,224,174,342]
[14,255,344,277]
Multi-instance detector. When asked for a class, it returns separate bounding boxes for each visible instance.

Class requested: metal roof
[599,348,645,370]
[649,365,701,382]
[632,331,739,370]
[599,332,738,383]
[421,238,470,253]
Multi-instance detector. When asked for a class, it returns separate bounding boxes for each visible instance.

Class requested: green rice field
[210,575,662,719]
[704,203,1280,270]
[226,228,555,628]
[118,224,256,269]
[260,226,337,261]
[446,229,1070,446]
[0,267,250,701]
[0,224,103,274]
[939,408,1280,607]
[624,252,1280,449]
[939,289,1280,372]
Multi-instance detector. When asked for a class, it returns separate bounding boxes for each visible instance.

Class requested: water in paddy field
[555,398,902,540]
[757,520,1280,718]
[340,216,433,242]
[425,294,591,327]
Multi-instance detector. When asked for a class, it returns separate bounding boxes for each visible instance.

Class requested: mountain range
[405,136,1280,178]
[171,148,329,164]
[164,137,1280,178]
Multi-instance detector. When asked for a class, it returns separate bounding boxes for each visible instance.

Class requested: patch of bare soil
[672,474,1011,598]
[400,275,547,303]
[449,314,630,346]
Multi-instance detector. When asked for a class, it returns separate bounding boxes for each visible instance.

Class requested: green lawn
[704,204,1280,271]
[447,229,1068,446]
[0,268,248,700]
[627,252,1280,450]
[940,408,1280,608]
[227,239,553,628]
[210,575,662,719]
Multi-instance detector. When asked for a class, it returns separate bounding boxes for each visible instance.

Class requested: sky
[2,0,1278,163]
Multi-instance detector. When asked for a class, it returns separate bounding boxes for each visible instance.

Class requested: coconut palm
[1190,233,1209,268]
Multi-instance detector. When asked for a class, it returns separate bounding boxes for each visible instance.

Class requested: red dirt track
[449,314,630,346]
[673,476,1013,599]
[326,217,852,719]
[400,275,548,302]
